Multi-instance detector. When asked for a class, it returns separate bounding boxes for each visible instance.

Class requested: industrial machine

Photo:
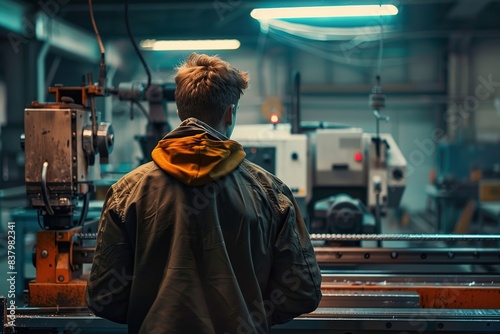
[21,75,113,307]
[108,81,175,164]
[310,126,406,236]
[231,73,406,237]
[231,123,406,237]
[13,0,117,309]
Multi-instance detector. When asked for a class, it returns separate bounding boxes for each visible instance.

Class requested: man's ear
[224,104,235,126]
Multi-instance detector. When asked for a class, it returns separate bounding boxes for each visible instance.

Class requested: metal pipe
[37,42,50,102]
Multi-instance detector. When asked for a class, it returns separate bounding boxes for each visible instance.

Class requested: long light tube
[140,39,241,51]
[250,5,398,20]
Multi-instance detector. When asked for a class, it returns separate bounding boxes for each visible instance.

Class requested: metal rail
[78,233,98,239]
[9,308,500,333]
[320,273,500,284]
[315,247,500,264]
[310,233,500,241]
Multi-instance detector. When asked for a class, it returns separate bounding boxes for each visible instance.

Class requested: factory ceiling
[14,0,500,45]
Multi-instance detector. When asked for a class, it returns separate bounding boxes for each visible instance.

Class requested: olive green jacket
[86,118,322,334]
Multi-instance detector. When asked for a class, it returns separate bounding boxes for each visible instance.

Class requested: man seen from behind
[86,52,322,334]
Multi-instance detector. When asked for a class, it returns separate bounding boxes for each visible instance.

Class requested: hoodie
[152,122,245,186]
[86,118,322,334]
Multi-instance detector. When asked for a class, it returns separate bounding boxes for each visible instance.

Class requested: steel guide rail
[78,233,98,239]
[314,247,500,264]
[320,273,500,283]
[272,309,500,333]
[6,308,500,333]
[310,233,500,241]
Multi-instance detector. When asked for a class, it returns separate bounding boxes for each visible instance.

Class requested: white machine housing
[315,128,365,187]
[231,124,310,208]
[314,128,407,210]
[232,123,407,224]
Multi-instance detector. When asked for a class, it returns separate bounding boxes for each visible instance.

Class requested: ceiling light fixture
[140,39,241,51]
[250,5,398,20]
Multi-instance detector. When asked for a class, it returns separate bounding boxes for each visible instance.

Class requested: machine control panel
[244,146,276,174]
[232,124,309,201]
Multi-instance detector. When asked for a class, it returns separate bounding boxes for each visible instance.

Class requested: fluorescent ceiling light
[250,5,398,20]
[140,39,241,51]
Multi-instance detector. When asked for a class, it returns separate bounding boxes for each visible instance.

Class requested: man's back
[87,118,322,333]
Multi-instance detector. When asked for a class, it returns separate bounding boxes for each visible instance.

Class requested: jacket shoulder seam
[239,160,283,218]
[111,162,160,222]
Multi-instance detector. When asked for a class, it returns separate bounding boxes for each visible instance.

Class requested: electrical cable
[88,0,105,55]
[41,161,54,216]
[377,23,384,75]
[89,0,107,89]
[125,0,152,89]
[268,29,406,68]
[77,192,90,227]
[37,211,44,230]
[88,0,106,143]
[376,0,384,76]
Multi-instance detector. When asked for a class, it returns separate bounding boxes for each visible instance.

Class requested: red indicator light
[354,151,363,162]
[270,114,279,125]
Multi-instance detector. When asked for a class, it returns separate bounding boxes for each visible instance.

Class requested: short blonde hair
[175,53,249,125]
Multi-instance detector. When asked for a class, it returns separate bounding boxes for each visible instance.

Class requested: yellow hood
[152,131,246,186]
